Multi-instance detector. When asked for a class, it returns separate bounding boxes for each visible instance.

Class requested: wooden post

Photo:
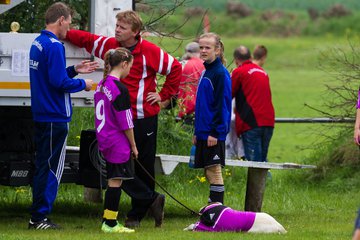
[244,168,268,212]
[84,187,103,203]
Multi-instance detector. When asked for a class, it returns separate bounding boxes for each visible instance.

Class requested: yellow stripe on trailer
[0,82,30,89]
[0,0,11,4]
[0,82,97,90]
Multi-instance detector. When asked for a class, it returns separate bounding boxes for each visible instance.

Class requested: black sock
[103,187,121,227]
[209,184,224,204]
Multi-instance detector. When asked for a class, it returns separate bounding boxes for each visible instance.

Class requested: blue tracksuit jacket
[194,57,231,141]
[29,30,86,122]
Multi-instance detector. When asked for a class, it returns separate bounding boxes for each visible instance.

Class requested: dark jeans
[241,127,274,162]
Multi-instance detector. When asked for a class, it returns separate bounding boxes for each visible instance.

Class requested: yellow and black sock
[103,187,121,227]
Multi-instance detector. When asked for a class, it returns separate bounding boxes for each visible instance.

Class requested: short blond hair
[116,10,143,34]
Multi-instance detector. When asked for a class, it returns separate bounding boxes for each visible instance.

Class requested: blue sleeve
[47,43,85,93]
[210,70,230,138]
[66,65,77,78]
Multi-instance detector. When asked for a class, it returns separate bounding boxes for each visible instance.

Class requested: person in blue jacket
[28,2,97,230]
[193,32,231,204]
[354,208,360,240]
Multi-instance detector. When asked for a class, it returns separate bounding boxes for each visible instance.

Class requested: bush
[290,39,360,190]
[307,8,320,21]
[322,3,352,18]
[305,131,360,189]
[226,1,252,18]
[157,109,193,155]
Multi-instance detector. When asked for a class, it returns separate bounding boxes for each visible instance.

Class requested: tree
[0,0,89,33]
[308,40,360,121]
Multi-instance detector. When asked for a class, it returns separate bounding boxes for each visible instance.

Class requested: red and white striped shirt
[66,29,182,119]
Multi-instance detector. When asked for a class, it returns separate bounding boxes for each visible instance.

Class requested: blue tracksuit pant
[30,122,68,221]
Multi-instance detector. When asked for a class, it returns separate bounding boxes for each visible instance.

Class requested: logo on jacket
[248,68,267,76]
[29,60,39,70]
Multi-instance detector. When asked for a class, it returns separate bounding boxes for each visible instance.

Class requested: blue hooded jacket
[29,30,86,122]
[194,57,231,141]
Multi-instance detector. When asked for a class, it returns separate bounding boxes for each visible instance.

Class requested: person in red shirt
[66,10,181,228]
[252,45,268,67]
[178,42,205,123]
[231,46,275,162]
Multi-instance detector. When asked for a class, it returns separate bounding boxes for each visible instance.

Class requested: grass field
[1,35,359,239]
[186,0,360,11]
[1,167,359,240]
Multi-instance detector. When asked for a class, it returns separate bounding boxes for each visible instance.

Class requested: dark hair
[253,45,267,60]
[103,47,133,79]
[233,46,251,61]
[45,2,73,25]
[101,48,133,92]
[199,32,227,65]
[116,10,143,35]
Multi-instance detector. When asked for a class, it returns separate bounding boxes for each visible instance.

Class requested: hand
[207,135,217,147]
[354,128,360,145]
[159,99,170,109]
[192,135,197,145]
[131,145,139,160]
[84,79,93,91]
[146,92,161,105]
[75,60,99,74]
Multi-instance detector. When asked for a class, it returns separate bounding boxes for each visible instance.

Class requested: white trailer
[0,0,133,186]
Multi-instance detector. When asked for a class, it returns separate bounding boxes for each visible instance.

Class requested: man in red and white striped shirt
[66,10,181,227]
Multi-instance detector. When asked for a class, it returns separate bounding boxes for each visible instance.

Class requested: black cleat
[149,194,165,227]
[124,218,140,228]
[28,218,61,230]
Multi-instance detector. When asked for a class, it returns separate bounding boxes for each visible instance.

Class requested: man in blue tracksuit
[193,33,231,204]
[28,2,96,230]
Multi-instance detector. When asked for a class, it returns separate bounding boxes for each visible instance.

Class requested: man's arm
[146,44,182,102]
[159,56,182,101]
[210,72,227,139]
[66,29,115,59]
[66,60,99,78]
[231,68,241,98]
[354,103,360,145]
[47,42,86,93]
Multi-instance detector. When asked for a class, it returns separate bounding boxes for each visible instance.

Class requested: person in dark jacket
[354,209,360,240]
[193,32,231,204]
[28,2,96,230]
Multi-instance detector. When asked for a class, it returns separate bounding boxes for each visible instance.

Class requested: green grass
[1,166,359,239]
[186,0,360,11]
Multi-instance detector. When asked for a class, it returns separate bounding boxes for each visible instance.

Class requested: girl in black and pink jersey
[94,48,164,233]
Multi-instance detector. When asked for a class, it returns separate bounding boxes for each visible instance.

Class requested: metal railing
[275,117,354,123]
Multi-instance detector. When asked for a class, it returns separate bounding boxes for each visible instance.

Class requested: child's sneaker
[101,222,135,233]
